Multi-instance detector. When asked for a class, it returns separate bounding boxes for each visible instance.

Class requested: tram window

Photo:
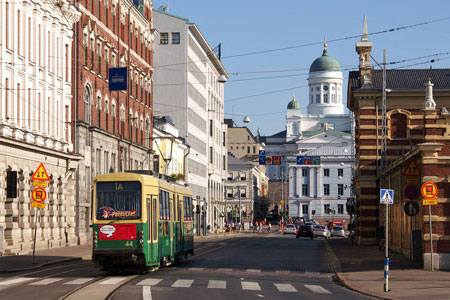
[183,196,193,220]
[159,189,170,220]
[96,181,141,220]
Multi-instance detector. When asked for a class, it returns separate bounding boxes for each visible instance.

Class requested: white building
[0,1,81,254]
[260,43,354,224]
[153,9,229,235]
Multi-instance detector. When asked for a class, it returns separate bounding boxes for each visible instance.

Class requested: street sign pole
[429,204,434,271]
[32,207,39,264]
[380,188,393,292]
[385,201,389,292]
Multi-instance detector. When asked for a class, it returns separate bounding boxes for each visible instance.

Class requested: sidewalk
[326,237,450,300]
[0,246,92,273]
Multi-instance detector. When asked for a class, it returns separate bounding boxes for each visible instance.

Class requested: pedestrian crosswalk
[0,276,333,294]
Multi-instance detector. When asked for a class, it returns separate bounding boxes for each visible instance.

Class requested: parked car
[296,225,315,239]
[283,224,297,235]
[331,225,346,237]
[313,225,331,239]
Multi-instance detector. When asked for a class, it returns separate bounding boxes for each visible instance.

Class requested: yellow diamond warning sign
[31,163,50,181]
[402,160,420,177]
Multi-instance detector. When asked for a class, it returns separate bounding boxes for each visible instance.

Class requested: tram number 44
[125,241,134,247]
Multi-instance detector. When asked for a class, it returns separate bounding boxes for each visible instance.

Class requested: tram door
[147,195,158,263]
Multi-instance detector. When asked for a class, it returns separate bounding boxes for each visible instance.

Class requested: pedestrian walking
[268,222,272,233]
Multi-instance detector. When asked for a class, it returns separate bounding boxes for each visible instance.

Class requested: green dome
[287,95,301,110]
[309,49,341,73]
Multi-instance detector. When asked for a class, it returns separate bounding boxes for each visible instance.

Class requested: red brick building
[71,0,154,244]
[348,20,450,269]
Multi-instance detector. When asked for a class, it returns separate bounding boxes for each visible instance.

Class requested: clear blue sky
[152,0,450,136]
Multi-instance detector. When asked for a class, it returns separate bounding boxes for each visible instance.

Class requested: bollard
[384,257,389,292]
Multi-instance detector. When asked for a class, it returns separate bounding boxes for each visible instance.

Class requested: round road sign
[404,185,420,200]
[404,201,419,216]
[31,188,47,203]
[421,182,438,199]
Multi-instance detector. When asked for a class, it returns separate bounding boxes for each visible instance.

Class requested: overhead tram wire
[153,16,450,69]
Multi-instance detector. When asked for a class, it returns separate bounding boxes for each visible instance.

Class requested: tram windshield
[95,181,141,220]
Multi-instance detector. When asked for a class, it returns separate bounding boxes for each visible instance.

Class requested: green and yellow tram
[92,171,194,271]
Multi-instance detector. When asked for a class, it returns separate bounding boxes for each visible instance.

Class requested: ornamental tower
[307,40,345,115]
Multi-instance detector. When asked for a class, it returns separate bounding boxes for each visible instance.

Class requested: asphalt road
[0,232,376,300]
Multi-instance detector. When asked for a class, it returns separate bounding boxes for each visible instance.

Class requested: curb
[0,257,82,274]
[324,240,399,300]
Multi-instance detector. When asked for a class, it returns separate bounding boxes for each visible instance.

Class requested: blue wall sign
[109,67,128,91]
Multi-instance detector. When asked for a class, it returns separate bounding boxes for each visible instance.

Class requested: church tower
[356,16,373,86]
[307,40,345,115]
[286,94,301,142]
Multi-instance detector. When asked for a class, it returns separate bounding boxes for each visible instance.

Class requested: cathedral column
[288,167,294,198]
[317,166,322,197]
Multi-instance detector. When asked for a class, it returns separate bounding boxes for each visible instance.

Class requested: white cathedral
[260,43,354,224]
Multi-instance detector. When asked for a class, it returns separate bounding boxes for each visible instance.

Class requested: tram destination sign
[296,156,320,165]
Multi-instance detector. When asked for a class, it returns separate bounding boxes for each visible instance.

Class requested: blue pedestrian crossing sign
[380,189,394,204]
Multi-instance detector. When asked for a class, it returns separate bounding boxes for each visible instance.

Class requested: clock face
[323,85,329,91]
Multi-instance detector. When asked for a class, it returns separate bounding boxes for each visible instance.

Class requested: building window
[390,113,407,139]
[227,189,233,198]
[302,184,308,196]
[338,204,344,214]
[323,94,329,103]
[253,146,256,153]
[160,32,168,44]
[247,146,250,154]
[209,119,213,136]
[324,169,330,176]
[331,94,336,103]
[324,204,330,214]
[240,188,246,198]
[172,32,180,44]
[240,173,246,181]
[227,172,233,181]
[315,94,320,103]
[209,147,213,163]
[324,184,330,196]
[302,168,308,176]
[223,131,226,146]
[338,169,343,177]
[223,155,226,170]
[302,204,309,215]
[338,184,344,195]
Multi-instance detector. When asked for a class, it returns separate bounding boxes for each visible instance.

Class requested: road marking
[217,268,232,272]
[29,278,63,285]
[64,278,95,285]
[207,280,226,289]
[304,284,332,294]
[99,277,128,285]
[189,267,205,271]
[137,278,162,286]
[143,286,152,300]
[0,277,36,285]
[172,279,194,288]
[241,281,261,291]
[274,283,297,292]
[245,269,261,273]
